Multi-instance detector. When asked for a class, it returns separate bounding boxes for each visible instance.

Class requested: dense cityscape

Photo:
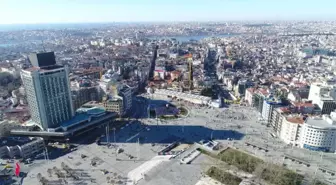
[1,7,336,185]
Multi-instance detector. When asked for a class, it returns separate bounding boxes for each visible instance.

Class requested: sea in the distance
[148,34,239,42]
[0,23,113,32]
[0,34,239,48]
[0,23,239,47]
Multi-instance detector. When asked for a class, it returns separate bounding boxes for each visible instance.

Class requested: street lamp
[113,127,116,144]
[106,124,110,145]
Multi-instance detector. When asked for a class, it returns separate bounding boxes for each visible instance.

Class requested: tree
[106,176,111,183]
[0,72,13,86]
[37,173,42,181]
[7,82,15,92]
[0,72,21,96]
[61,162,66,169]
[47,169,52,177]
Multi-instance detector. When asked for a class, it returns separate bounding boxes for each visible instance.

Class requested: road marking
[126,133,140,142]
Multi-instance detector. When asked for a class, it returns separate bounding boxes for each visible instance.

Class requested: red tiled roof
[292,82,308,87]
[291,101,313,107]
[171,70,181,75]
[279,107,291,113]
[286,116,304,124]
[258,88,269,96]
[247,88,256,94]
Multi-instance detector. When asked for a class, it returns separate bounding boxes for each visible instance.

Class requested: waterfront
[0,33,239,48]
[0,43,16,48]
[148,33,239,42]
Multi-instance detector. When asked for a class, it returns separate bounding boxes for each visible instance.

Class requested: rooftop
[24,65,64,72]
[61,107,106,129]
[286,116,304,124]
[257,88,269,96]
[305,117,336,129]
[319,95,334,101]
[265,96,282,105]
[246,87,256,94]
[60,113,90,128]
[292,101,314,107]
[278,107,292,114]
[87,108,105,115]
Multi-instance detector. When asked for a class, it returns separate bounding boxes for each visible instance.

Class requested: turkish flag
[15,162,20,177]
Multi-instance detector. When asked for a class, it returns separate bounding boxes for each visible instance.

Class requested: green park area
[201,148,304,185]
[218,148,263,173]
[178,107,188,116]
[206,166,242,185]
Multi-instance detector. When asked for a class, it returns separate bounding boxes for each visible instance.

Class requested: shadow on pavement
[96,120,245,145]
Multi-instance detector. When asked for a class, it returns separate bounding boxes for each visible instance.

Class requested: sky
[0,0,336,24]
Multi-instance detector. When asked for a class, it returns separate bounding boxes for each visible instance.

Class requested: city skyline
[1,0,336,24]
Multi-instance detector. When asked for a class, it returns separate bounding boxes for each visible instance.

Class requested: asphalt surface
[5,98,336,185]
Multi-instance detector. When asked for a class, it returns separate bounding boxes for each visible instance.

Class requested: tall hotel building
[21,52,74,130]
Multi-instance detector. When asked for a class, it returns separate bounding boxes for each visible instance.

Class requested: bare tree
[61,162,66,169]
[40,177,48,185]
[47,168,52,177]
[36,173,42,181]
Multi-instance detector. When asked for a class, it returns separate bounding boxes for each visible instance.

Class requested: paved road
[16,101,336,185]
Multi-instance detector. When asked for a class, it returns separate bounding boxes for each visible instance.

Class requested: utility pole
[137,138,140,160]
[106,124,110,145]
[113,128,116,144]
[44,146,49,163]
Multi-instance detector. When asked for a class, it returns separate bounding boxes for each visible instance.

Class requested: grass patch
[207,166,242,185]
[178,107,188,116]
[255,164,304,185]
[158,115,178,120]
[218,148,263,173]
[312,180,328,185]
[201,148,304,185]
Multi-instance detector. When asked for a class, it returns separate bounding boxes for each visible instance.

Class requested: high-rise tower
[21,52,74,130]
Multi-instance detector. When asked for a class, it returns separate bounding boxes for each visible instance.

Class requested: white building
[316,96,336,114]
[279,116,304,146]
[309,83,327,103]
[244,88,256,106]
[261,96,283,123]
[299,116,336,152]
[307,83,336,114]
[21,52,74,130]
[0,137,45,159]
